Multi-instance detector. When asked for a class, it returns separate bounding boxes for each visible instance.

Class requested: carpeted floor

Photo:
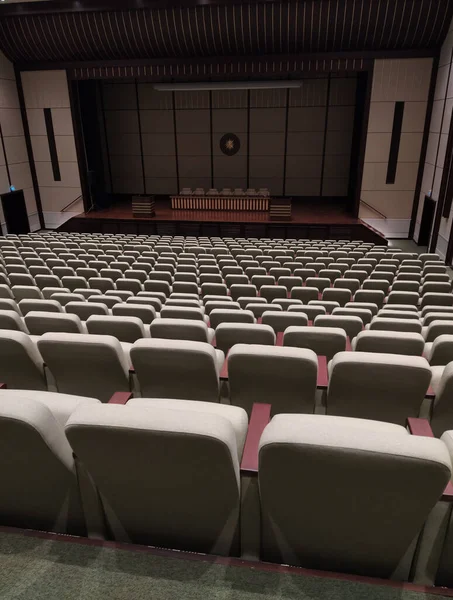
[0,531,450,600]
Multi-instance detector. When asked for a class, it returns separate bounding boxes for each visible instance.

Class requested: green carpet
[0,531,448,600]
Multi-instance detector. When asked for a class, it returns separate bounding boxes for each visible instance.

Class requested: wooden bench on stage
[171,188,270,211]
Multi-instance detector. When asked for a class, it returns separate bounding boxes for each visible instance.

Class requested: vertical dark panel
[409,57,438,241]
[320,75,331,197]
[433,113,453,253]
[209,90,214,188]
[172,91,180,193]
[386,102,405,184]
[246,90,250,189]
[68,79,91,212]
[353,64,374,217]
[282,88,290,197]
[99,82,113,195]
[0,122,11,187]
[44,108,61,182]
[135,79,146,194]
[15,67,45,230]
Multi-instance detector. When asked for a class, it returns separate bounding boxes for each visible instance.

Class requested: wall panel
[101,77,358,199]
[21,69,82,224]
[0,52,39,231]
[360,58,433,237]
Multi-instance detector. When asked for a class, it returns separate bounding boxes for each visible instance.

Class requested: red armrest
[0,383,7,389]
[317,355,329,388]
[240,403,272,475]
[220,350,229,380]
[407,417,434,437]
[108,392,133,405]
[407,418,453,501]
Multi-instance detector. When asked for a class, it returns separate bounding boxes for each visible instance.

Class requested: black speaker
[1,189,30,234]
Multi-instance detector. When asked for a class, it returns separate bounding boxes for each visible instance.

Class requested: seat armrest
[108,392,133,405]
[407,418,453,501]
[317,355,328,388]
[220,353,229,380]
[0,383,6,389]
[407,417,435,437]
[240,403,272,475]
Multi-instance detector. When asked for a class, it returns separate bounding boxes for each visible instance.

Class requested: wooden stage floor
[63,198,384,243]
[76,198,361,225]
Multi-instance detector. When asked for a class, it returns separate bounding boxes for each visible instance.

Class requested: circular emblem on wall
[220,133,241,156]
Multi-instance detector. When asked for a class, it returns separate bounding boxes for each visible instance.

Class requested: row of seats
[1,388,453,585]
[2,296,453,365]
[3,330,453,435]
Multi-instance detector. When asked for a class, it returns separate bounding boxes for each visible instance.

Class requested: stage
[60,198,385,244]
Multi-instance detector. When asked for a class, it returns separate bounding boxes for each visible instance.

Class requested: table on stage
[171,194,270,212]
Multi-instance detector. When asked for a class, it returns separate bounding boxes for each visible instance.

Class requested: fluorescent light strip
[153,81,302,92]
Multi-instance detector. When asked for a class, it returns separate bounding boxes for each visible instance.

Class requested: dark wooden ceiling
[0,0,451,65]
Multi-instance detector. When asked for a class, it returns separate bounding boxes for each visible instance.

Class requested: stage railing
[171,195,269,211]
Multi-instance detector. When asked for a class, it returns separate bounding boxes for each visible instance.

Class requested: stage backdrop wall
[99,76,357,198]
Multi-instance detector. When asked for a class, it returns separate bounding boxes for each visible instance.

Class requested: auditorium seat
[368,316,422,334]
[131,339,223,401]
[261,311,308,332]
[326,352,431,424]
[0,394,90,535]
[424,335,453,366]
[332,306,373,325]
[423,311,453,326]
[210,309,255,329]
[86,315,148,343]
[291,286,319,303]
[215,323,275,354]
[288,304,327,319]
[25,312,85,335]
[18,299,63,315]
[65,402,240,554]
[0,298,22,314]
[205,300,239,314]
[0,330,46,389]
[12,285,44,301]
[160,306,207,322]
[229,344,317,415]
[429,363,453,437]
[258,414,450,575]
[0,309,29,332]
[314,314,363,340]
[376,309,419,320]
[421,293,453,308]
[283,325,346,359]
[37,333,132,402]
[50,292,85,306]
[65,301,109,321]
[322,287,351,306]
[423,320,453,342]
[352,330,425,356]
[112,303,156,324]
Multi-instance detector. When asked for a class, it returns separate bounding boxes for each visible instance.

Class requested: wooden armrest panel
[241,403,272,475]
[108,392,133,405]
[407,417,434,437]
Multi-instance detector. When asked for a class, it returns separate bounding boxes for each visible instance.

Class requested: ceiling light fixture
[153,81,302,92]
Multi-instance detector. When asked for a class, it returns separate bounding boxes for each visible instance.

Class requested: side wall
[21,70,82,229]
[415,18,453,258]
[0,52,39,232]
[359,58,433,238]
